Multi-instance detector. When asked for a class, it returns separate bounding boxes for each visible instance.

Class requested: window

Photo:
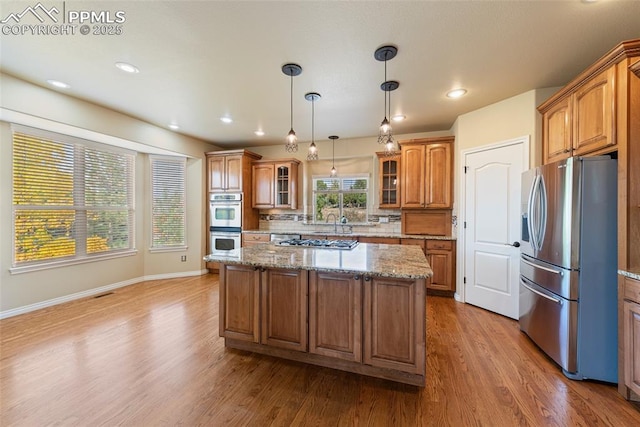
[150,155,186,250]
[12,127,135,270]
[313,176,368,224]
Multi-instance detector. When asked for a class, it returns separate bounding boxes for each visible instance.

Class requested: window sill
[9,250,138,275]
[149,246,188,253]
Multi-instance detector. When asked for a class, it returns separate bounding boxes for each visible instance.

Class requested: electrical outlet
[379,216,389,223]
[180,255,187,262]
[294,215,299,222]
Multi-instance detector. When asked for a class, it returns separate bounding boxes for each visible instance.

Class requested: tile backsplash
[259,213,402,234]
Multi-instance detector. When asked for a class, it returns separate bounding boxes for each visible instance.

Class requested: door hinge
[464,166,469,173]
[464,221,467,229]
[463,277,467,284]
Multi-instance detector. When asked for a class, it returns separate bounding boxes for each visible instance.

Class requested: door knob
[512,241,521,248]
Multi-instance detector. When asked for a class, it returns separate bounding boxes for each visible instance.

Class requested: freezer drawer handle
[520,279,563,305]
[521,257,563,276]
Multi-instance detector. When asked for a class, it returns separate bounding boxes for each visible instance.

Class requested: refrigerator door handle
[527,174,540,251]
[521,257,564,276]
[538,174,548,249]
[520,279,563,305]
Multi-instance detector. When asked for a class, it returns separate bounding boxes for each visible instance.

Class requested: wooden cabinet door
[377,153,401,208]
[208,156,226,192]
[309,271,362,362]
[275,162,298,209]
[401,144,425,208]
[261,268,308,352]
[572,67,616,156]
[363,276,425,375]
[543,97,572,164]
[623,300,640,396]
[425,240,454,291]
[425,142,452,208]
[219,264,260,342]
[224,155,243,192]
[252,163,275,208]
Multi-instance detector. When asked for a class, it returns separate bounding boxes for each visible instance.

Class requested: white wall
[0,74,219,315]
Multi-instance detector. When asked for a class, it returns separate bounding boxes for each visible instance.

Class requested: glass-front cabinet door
[377,152,401,208]
[276,165,290,207]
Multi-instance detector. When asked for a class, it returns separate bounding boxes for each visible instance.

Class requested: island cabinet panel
[363,276,426,375]
[309,271,362,362]
[623,276,640,396]
[261,268,308,352]
[219,264,260,343]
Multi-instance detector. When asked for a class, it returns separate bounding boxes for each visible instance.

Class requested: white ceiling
[1,1,639,149]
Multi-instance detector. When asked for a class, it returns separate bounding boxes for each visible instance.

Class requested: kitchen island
[204,242,432,386]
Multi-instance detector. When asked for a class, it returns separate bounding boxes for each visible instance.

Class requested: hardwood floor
[1,273,639,426]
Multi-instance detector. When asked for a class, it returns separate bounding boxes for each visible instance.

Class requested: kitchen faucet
[326,213,338,234]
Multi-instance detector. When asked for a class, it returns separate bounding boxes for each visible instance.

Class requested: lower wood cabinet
[401,239,456,293]
[623,276,640,396]
[219,264,260,342]
[364,275,426,376]
[219,264,427,385]
[309,271,361,362]
[261,268,308,352]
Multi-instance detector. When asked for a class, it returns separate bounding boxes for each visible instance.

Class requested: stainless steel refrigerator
[519,156,617,382]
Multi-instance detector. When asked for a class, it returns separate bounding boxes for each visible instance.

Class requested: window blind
[150,156,186,249]
[12,128,135,268]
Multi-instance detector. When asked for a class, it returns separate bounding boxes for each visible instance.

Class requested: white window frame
[149,155,187,252]
[10,125,137,274]
[312,174,369,224]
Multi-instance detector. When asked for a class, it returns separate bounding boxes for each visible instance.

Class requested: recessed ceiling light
[254,130,265,136]
[168,123,180,130]
[220,117,233,124]
[391,114,406,122]
[115,62,139,73]
[446,88,467,99]
[47,79,70,89]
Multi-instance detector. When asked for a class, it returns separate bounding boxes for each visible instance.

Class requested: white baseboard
[0,269,207,320]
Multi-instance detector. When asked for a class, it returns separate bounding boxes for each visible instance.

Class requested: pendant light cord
[290,75,294,129]
[312,97,315,143]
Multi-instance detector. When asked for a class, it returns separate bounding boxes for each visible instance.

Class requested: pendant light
[375,45,399,154]
[328,135,339,176]
[282,63,302,152]
[305,92,321,161]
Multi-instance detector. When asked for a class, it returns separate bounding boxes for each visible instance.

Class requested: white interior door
[463,139,528,319]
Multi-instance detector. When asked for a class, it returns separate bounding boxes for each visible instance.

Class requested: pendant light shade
[375,45,400,155]
[328,135,339,176]
[305,92,321,161]
[282,63,302,153]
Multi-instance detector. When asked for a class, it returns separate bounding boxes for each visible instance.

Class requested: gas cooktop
[277,238,359,250]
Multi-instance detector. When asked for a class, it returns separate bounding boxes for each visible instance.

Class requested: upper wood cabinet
[376,152,401,208]
[400,137,453,209]
[206,149,261,193]
[539,49,627,164]
[252,159,300,209]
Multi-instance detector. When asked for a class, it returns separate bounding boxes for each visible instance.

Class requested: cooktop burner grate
[277,238,358,250]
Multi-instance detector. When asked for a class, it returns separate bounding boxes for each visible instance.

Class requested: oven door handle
[520,278,562,305]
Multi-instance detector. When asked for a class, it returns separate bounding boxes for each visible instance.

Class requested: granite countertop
[242,229,456,241]
[619,269,640,281]
[204,242,432,280]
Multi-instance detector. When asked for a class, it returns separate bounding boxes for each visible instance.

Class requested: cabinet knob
[564,149,571,153]
[354,275,361,280]
[364,276,371,282]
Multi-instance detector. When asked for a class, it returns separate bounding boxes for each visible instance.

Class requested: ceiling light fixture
[375,45,399,155]
[220,116,233,124]
[446,88,467,99]
[254,130,265,137]
[282,63,303,153]
[305,92,321,161]
[391,114,406,122]
[115,62,139,74]
[329,135,339,176]
[168,123,180,130]
[46,79,70,89]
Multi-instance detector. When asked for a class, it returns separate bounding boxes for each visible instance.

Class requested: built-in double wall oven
[209,193,242,252]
